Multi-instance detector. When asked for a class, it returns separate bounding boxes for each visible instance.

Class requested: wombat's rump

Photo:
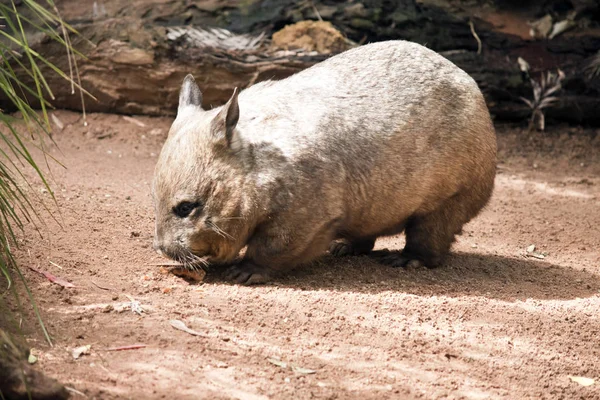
[152,40,497,284]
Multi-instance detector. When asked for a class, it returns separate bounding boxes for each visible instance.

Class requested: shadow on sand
[205,251,600,301]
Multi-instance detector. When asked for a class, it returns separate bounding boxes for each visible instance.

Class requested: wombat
[152,40,497,284]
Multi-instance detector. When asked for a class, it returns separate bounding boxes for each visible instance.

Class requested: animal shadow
[206,251,600,301]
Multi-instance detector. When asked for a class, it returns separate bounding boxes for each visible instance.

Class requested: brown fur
[152,40,497,284]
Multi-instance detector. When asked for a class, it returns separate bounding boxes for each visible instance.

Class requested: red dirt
[6,111,600,399]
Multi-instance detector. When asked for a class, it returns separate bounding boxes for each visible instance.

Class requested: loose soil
[5,111,600,399]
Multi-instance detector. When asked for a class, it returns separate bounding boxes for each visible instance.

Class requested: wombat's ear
[178,74,203,112]
[212,87,241,150]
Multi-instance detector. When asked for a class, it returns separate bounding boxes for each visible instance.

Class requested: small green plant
[0,0,84,345]
[519,69,565,131]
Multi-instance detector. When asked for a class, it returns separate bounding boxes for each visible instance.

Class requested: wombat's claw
[224,263,270,285]
[329,240,352,257]
[370,249,423,268]
[329,239,375,257]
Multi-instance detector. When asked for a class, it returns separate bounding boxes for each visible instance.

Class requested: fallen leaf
[28,354,38,364]
[267,357,317,374]
[170,267,206,282]
[267,357,288,369]
[28,266,75,288]
[549,19,576,40]
[517,57,530,74]
[51,114,64,130]
[123,115,146,127]
[569,376,595,386]
[91,281,112,291]
[526,244,536,253]
[124,294,146,315]
[106,344,147,351]
[72,345,91,359]
[159,266,170,275]
[170,319,208,337]
[291,365,317,374]
[528,14,553,39]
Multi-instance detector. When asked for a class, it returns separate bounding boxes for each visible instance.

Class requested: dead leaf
[549,19,576,40]
[51,114,64,130]
[528,14,553,39]
[291,365,317,374]
[267,357,317,374]
[525,245,547,259]
[170,319,208,337]
[267,357,288,368]
[91,281,112,291]
[28,354,38,364]
[28,266,75,288]
[123,115,146,127]
[159,266,170,275]
[72,344,91,359]
[106,344,146,351]
[517,57,530,74]
[568,376,595,386]
[124,294,146,315]
[170,267,206,282]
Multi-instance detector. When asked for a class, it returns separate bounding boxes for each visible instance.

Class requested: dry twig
[469,20,482,55]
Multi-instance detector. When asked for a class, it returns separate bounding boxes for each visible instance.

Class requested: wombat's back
[237,41,496,237]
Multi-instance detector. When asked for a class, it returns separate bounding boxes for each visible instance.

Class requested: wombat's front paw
[371,249,424,268]
[329,240,353,257]
[224,262,271,285]
[329,238,375,257]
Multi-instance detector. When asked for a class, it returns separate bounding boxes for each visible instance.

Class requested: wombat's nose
[152,238,163,255]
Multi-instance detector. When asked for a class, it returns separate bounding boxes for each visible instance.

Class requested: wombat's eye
[173,201,201,218]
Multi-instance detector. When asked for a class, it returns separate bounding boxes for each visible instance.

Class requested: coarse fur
[152,40,497,284]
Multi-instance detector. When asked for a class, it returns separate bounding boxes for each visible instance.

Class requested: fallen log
[3,0,600,126]
[3,17,330,116]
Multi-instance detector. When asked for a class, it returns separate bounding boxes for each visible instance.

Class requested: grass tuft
[0,0,83,345]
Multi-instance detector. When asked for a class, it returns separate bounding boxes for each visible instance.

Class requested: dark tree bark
[0,329,69,400]
[4,0,600,125]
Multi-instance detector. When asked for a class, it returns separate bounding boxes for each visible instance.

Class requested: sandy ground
[5,111,600,399]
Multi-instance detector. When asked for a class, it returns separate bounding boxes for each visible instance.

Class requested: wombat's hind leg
[329,238,376,257]
[225,261,272,285]
[401,187,491,268]
[373,185,492,268]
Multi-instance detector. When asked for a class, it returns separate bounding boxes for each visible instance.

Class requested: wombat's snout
[153,234,169,256]
[153,239,163,255]
[153,239,180,261]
